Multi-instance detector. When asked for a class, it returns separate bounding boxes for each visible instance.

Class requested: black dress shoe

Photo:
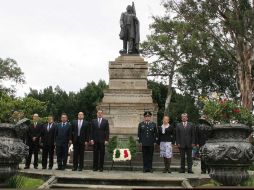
[188,170,194,174]
[56,167,62,170]
[93,168,98,171]
[48,167,52,170]
[42,167,46,170]
[99,169,103,172]
[24,166,30,169]
[72,168,77,171]
[78,168,82,171]
[201,171,206,174]
[179,170,185,173]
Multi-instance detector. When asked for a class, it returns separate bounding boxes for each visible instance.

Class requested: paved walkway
[19,161,209,181]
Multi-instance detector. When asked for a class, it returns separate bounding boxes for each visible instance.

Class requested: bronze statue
[119,2,140,55]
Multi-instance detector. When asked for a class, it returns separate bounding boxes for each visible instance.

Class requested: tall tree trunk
[237,49,253,111]
[164,65,175,115]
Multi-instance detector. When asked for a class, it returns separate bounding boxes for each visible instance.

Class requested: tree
[0,58,25,95]
[0,94,47,123]
[142,20,183,114]
[26,80,108,121]
[148,80,199,125]
[76,80,107,120]
[165,0,254,110]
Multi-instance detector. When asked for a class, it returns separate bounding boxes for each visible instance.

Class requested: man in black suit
[55,113,72,170]
[138,111,158,173]
[41,115,56,170]
[90,109,109,172]
[24,113,41,169]
[176,113,195,173]
[71,112,89,171]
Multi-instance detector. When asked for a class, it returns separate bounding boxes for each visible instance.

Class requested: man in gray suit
[176,113,195,173]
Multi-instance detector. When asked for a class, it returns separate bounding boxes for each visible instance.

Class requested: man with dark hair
[176,113,195,173]
[55,113,72,170]
[71,112,89,171]
[90,109,109,172]
[138,111,158,173]
[24,113,41,169]
[41,115,56,170]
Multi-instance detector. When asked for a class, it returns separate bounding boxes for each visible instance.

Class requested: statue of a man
[119,2,140,55]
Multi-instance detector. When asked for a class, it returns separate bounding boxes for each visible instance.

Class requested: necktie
[47,124,50,131]
[98,118,101,128]
[78,120,82,136]
[62,123,65,127]
[184,122,187,128]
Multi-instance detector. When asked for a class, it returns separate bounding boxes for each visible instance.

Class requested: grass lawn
[7,175,44,189]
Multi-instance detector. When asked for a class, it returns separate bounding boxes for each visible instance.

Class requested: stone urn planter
[202,124,254,186]
[0,119,29,182]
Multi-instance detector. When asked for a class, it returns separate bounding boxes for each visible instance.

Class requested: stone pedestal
[99,55,158,136]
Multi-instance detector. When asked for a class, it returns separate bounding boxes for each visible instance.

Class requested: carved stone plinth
[202,124,254,186]
[99,55,158,136]
[0,121,29,182]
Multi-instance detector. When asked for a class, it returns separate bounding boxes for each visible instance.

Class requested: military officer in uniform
[138,111,158,173]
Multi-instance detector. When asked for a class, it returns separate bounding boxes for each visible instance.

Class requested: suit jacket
[26,123,42,145]
[71,120,89,144]
[55,122,72,146]
[138,121,158,146]
[176,122,195,148]
[90,118,109,143]
[41,122,56,146]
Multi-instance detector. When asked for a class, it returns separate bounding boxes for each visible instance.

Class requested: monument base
[98,55,158,137]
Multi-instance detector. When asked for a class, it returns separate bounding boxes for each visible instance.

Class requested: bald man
[71,112,89,171]
[24,113,42,169]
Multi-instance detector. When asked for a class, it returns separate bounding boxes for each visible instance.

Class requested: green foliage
[128,136,137,158]
[143,0,254,108]
[162,0,254,110]
[0,58,25,95]
[200,94,254,125]
[107,136,118,157]
[168,92,200,123]
[7,175,44,189]
[241,176,254,186]
[27,80,108,121]
[0,93,47,123]
[7,175,25,188]
[107,136,137,159]
[148,80,199,124]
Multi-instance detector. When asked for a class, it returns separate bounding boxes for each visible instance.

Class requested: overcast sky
[0,0,164,97]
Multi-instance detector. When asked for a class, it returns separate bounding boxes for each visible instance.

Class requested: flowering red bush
[200,93,253,126]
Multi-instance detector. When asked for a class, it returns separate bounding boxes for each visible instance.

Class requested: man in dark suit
[41,115,56,170]
[55,113,72,170]
[196,115,211,174]
[71,112,89,171]
[138,111,158,173]
[176,113,195,173]
[90,109,109,172]
[24,113,41,169]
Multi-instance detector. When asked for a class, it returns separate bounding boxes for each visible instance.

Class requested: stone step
[52,175,185,189]
[51,183,183,189]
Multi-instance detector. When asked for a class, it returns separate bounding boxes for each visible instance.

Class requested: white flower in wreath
[113,148,131,162]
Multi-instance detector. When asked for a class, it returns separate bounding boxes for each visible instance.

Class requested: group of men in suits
[24,109,109,172]
[24,111,206,174]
